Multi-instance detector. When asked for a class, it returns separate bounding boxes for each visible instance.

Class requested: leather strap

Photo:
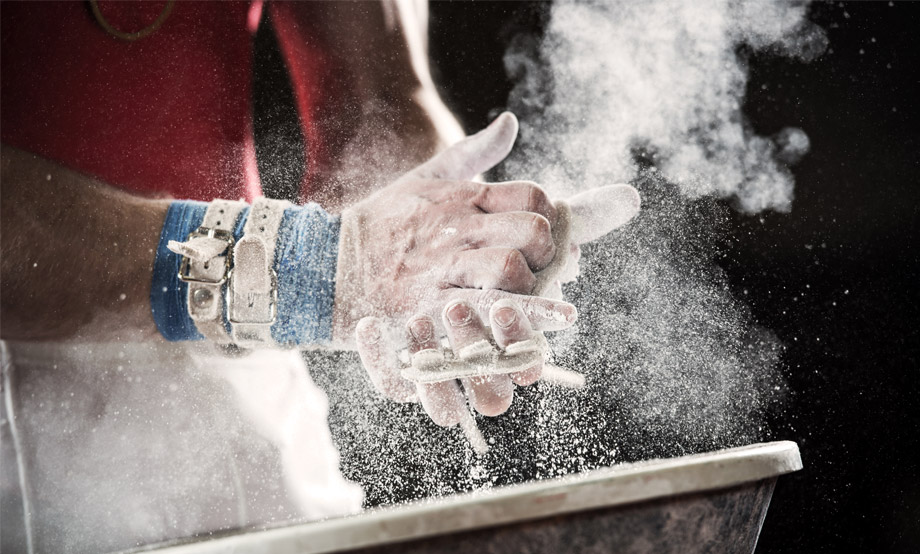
[174,200,246,344]
[230,197,291,347]
[402,335,549,384]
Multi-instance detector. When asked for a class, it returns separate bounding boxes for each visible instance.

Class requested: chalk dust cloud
[318,0,826,506]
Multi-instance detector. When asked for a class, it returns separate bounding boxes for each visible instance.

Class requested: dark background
[427,2,920,553]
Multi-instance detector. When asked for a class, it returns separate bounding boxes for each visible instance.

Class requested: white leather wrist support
[229,197,291,347]
[402,334,549,384]
[168,199,247,344]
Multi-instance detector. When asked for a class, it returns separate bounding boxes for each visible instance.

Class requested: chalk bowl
[136,441,801,554]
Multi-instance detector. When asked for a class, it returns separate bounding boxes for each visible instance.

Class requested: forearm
[1,145,168,341]
[271,0,464,211]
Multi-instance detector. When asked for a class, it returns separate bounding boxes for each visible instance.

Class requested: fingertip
[407,314,436,345]
[429,405,463,427]
[465,376,514,417]
[489,299,534,348]
[471,392,513,417]
[550,300,578,324]
[355,317,384,345]
[566,303,578,324]
[443,300,474,327]
[481,112,518,157]
[624,183,641,209]
[615,184,641,222]
[525,299,577,331]
[489,298,519,321]
[490,111,518,133]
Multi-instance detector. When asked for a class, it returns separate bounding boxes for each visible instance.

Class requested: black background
[427,2,919,553]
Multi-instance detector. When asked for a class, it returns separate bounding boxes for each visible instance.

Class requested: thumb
[355,317,418,403]
[566,184,641,245]
[406,112,519,181]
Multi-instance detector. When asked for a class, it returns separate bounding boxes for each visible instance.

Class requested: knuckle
[501,248,529,275]
[475,289,505,316]
[529,213,552,240]
[527,214,556,265]
[517,270,537,294]
[524,182,549,213]
[470,183,490,206]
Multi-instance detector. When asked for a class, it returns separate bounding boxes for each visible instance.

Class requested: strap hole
[216,221,221,225]
[204,262,210,269]
[262,214,268,219]
[259,226,265,232]
[219,209,224,214]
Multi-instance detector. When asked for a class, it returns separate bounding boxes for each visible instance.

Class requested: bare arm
[0,145,168,341]
[271,0,465,210]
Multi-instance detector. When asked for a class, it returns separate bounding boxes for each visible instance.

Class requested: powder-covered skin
[311,0,825,508]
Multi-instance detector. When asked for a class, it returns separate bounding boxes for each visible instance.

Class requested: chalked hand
[350,111,640,452]
[355,186,640,439]
[333,112,568,343]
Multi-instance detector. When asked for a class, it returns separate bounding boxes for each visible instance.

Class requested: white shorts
[1,340,363,553]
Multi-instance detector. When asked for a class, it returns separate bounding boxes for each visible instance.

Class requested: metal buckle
[177,227,235,285]
[227,268,278,326]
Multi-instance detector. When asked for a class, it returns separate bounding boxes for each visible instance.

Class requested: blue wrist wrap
[151,200,339,346]
[271,205,340,346]
[151,201,208,341]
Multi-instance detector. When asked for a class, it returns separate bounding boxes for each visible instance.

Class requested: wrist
[331,208,372,348]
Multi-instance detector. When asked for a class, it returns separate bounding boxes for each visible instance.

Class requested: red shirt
[1,1,346,202]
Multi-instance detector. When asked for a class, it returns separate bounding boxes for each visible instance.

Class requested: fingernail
[566,305,578,324]
[493,306,517,329]
[445,302,473,326]
[408,318,433,343]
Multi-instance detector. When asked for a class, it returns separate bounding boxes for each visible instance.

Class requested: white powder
[316,0,824,508]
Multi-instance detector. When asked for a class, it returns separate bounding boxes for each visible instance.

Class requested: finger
[406,315,467,427]
[407,112,518,181]
[490,300,543,386]
[355,317,417,403]
[468,212,555,270]
[450,289,577,332]
[473,181,558,227]
[406,314,440,354]
[566,184,641,245]
[419,380,467,427]
[447,248,536,295]
[558,243,581,284]
[541,280,564,301]
[442,301,514,417]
